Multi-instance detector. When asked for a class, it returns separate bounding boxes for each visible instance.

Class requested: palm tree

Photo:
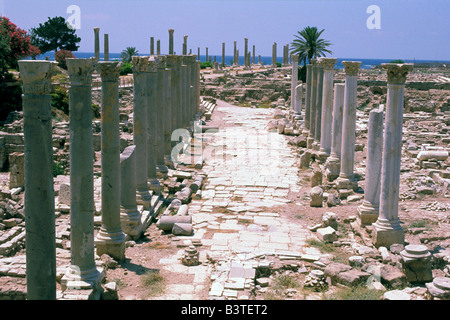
[121,47,139,63]
[291,26,332,66]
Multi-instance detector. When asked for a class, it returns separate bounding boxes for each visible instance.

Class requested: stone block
[337,269,371,287]
[8,152,24,189]
[310,186,323,207]
[316,226,337,243]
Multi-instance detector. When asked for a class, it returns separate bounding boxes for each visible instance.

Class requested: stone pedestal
[318,58,337,160]
[325,83,345,181]
[400,245,432,283]
[62,58,104,291]
[95,61,126,261]
[132,56,152,208]
[19,60,57,300]
[372,63,413,248]
[358,107,384,226]
[336,61,361,191]
[119,145,143,240]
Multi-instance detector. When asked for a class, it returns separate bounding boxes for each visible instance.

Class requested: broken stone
[310,186,323,207]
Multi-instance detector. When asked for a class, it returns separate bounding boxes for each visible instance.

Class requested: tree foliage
[0,17,40,70]
[30,16,81,54]
[55,49,75,69]
[121,47,139,63]
[291,26,332,66]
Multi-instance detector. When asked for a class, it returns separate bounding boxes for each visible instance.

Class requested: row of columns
[300,58,413,248]
[18,38,200,298]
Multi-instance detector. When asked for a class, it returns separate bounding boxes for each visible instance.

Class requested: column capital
[320,57,337,70]
[382,63,414,85]
[152,55,166,69]
[98,61,122,82]
[166,54,180,68]
[66,58,97,86]
[132,56,157,73]
[18,60,56,95]
[310,59,317,65]
[291,54,299,61]
[342,61,362,76]
[168,29,174,34]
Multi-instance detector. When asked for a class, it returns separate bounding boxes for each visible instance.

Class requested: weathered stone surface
[316,226,337,243]
[310,186,323,207]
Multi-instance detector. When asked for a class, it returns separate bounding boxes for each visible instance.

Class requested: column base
[148,179,162,195]
[157,164,169,179]
[357,201,379,226]
[372,218,405,248]
[336,174,358,192]
[61,265,104,292]
[95,228,126,261]
[136,189,151,210]
[120,208,143,240]
[317,149,330,163]
[324,157,340,182]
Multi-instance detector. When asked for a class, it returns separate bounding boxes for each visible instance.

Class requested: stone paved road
[155,100,317,300]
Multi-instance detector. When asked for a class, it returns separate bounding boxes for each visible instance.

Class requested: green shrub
[92,102,100,118]
[120,62,133,75]
[51,85,69,115]
[276,62,282,68]
[200,61,213,69]
[389,59,405,64]
[0,73,22,121]
[53,160,67,177]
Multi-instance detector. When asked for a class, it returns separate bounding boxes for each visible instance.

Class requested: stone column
[222,42,225,68]
[313,61,324,149]
[183,35,188,55]
[163,63,173,168]
[309,59,318,141]
[168,29,174,54]
[290,54,299,112]
[94,27,100,60]
[146,56,162,194]
[318,57,337,160]
[18,60,56,300]
[325,83,345,181]
[358,107,384,226]
[233,41,237,66]
[150,37,154,55]
[157,40,161,55]
[62,58,103,291]
[272,42,277,67]
[303,64,312,135]
[373,63,413,248]
[120,145,143,240]
[295,84,302,115]
[155,56,168,177]
[132,56,152,208]
[336,61,361,191]
[95,61,126,261]
[244,38,248,67]
[104,34,109,61]
[197,47,200,61]
[205,47,209,62]
[252,45,255,65]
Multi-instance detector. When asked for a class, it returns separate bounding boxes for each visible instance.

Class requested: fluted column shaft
[309,60,318,139]
[313,63,324,146]
[303,64,312,134]
[373,63,413,247]
[291,54,299,112]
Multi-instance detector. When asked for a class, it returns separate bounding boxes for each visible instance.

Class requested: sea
[33,52,450,70]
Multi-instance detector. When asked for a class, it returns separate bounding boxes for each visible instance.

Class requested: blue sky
[2,0,449,61]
